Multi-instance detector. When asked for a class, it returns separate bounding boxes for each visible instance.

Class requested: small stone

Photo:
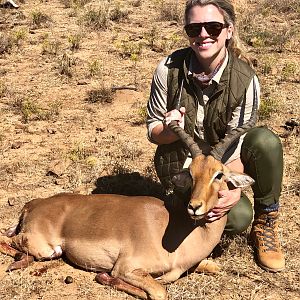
[96,127,105,133]
[8,198,15,206]
[11,141,23,149]
[15,123,28,130]
[77,80,89,85]
[169,21,178,26]
[47,127,57,134]
[65,276,73,284]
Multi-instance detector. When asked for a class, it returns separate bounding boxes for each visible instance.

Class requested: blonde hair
[184,0,251,64]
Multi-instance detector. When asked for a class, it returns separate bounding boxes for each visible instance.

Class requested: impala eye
[214,172,224,181]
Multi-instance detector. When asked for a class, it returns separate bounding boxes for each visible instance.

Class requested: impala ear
[225,171,255,188]
[172,169,193,191]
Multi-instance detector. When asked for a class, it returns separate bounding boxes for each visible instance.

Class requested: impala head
[172,155,254,219]
[168,119,255,220]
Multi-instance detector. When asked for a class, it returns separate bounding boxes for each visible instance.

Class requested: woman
[147,0,285,272]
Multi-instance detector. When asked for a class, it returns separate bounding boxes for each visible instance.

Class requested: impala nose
[187,202,204,218]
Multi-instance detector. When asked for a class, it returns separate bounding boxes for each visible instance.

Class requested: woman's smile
[195,40,214,50]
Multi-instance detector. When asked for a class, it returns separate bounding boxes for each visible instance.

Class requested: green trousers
[225,127,283,234]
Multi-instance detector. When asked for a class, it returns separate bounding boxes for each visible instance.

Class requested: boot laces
[256,215,278,252]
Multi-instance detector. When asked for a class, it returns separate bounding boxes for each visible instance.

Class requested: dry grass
[0,0,299,299]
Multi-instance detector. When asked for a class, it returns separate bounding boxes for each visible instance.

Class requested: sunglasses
[184,22,228,38]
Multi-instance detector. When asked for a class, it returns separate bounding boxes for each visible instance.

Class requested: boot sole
[256,260,285,273]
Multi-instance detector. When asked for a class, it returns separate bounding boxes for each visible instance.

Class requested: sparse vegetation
[30,10,53,28]
[12,28,27,46]
[239,0,300,52]
[281,61,298,81]
[68,33,82,51]
[0,33,14,55]
[0,29,28,55]
[19,99,40,123]
[260,55,277,75]
[259,94,280,120]
[0,80,8,98]
[82,2,129,30]
[132,105,147,125]
[130,0,141,7]
[103,135,144,175]
[115,38,143,58]
[58,52,76,77]
[42,38,61,55]
[60,0,91,9]
[87,59,102,77]
[82,6,110,30]
[260,0,300,16]
[159,0,182,22]
[109,4,130,22]
[68,141,89,161]
[161,32,183,52]
[0,1,299,300]
[85,87,114,104]
[12,97,62,123]
[144,26,159,49]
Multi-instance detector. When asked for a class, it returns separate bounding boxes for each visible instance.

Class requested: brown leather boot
[250,210,285,272]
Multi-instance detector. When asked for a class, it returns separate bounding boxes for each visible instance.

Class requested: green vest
[154,47,256,190]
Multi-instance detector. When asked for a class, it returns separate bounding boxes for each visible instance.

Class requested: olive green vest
[154,47,256,190]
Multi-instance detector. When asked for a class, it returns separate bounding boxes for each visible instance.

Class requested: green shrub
[12,28,27,46]
[87,59,102,77]
[281,62,297,81]
[68,33,82,51]
[42,39,61,55]
[115,38,143,58]
[259,96,279,120]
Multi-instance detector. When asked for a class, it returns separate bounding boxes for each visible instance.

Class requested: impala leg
[95,272,148,300]
[7,253,34,271]
[1,224,18,237]
[0,236,34,271]
[156,267,183,284]
[113,268,167,300]
[194,259,221,274]
[0,236,22,257]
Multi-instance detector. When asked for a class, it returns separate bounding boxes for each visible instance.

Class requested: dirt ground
[0,0,299,299]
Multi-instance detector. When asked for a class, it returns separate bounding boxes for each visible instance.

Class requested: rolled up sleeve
[146,57,169,143]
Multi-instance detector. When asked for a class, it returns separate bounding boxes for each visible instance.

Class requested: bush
[85,87,114,104]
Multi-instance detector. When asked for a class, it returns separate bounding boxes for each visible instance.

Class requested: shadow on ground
[92,172,167,200]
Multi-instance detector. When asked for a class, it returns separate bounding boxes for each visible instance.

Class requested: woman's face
[186,4,233,68]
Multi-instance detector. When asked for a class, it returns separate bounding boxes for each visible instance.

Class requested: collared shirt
[147,50,260,165]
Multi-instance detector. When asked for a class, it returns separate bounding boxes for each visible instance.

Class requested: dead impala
[0,122,254,300]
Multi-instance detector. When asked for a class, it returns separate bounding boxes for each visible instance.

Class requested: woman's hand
[206,188,241,222]
[151,107,185,144]
[164,107,186,128]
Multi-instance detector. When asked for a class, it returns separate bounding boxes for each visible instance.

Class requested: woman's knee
[224,195,253,235]
[243,127,282,154]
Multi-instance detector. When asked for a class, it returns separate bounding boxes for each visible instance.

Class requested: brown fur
[0,155,254,300]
